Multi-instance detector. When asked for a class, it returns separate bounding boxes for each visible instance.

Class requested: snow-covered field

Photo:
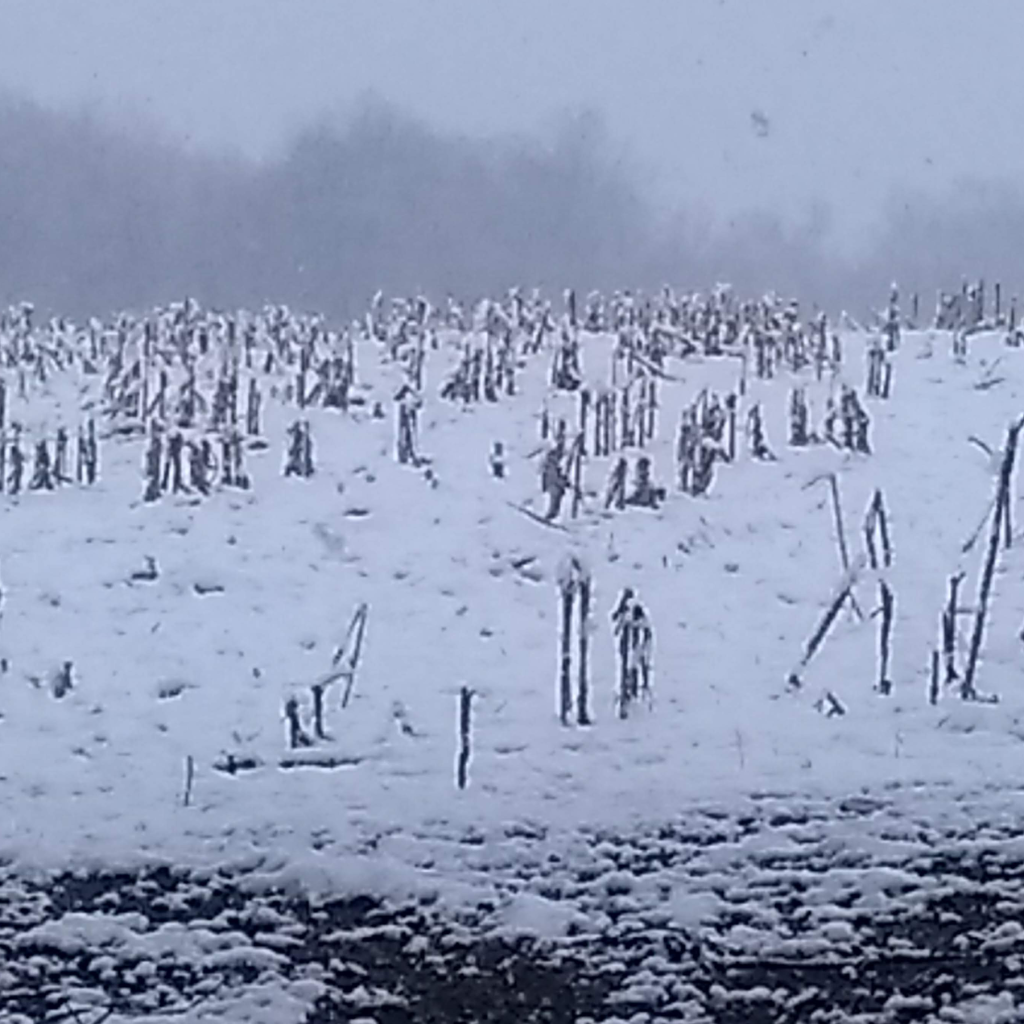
[5,314,1024,1020]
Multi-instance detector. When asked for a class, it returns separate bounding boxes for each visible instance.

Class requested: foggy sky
[4,0,1024,250]
[2,2,1024,320]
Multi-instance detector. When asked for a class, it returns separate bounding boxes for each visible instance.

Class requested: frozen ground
[8,786,1024,1022]
[4,324,1024,1020]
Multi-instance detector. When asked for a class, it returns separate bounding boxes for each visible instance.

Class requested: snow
[493,891,582,939]
[6,309,1024,1016]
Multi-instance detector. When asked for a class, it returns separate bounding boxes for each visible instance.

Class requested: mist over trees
[0,90,1020,321]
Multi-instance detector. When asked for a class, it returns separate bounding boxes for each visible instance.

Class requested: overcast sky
[2,0,1022,251]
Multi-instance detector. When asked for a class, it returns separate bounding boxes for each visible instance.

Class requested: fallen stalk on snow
[506,499,571,533]
[787,564,862,691]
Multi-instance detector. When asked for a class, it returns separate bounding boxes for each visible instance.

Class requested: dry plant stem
[577,575,592,726]
[456,686,473,789]
[795,576,857,681]
[559,581,575,725]
[963,417,1024,699]
[807,472,864,620]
